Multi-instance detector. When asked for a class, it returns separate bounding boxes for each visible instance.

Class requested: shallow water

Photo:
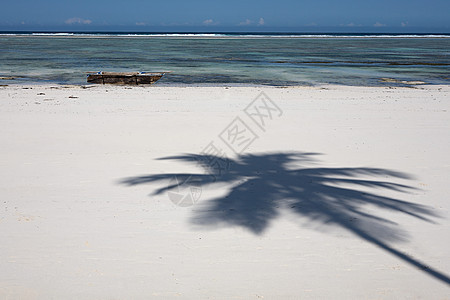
[0,34,449,86]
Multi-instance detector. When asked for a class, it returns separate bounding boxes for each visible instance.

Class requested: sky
[0,0,449,32]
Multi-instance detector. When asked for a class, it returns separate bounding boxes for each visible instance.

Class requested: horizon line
[1,30,450,33]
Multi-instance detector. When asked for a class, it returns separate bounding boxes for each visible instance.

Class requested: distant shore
[1,31,450,38]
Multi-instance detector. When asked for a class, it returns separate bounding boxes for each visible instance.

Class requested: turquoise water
[0,34,449,86]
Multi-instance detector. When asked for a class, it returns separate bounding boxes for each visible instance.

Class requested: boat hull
[87,72,165,85]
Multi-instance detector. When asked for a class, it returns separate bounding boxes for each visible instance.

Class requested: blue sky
[1,0,449,32]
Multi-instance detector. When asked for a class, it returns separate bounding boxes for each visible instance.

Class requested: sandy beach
[0,84,449,298]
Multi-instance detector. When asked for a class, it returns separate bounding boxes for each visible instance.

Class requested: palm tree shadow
[121,151,449,285]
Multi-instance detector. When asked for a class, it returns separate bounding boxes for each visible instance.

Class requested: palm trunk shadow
[120,151,449,285]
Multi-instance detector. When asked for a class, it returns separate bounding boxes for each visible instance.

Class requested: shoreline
[0,80,435,89]
[1,82,448,95]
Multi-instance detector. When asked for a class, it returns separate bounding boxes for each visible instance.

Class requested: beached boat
[86,72,168,85]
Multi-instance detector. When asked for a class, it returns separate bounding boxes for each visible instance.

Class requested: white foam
[31,33,75,36]
[1,32,449,38]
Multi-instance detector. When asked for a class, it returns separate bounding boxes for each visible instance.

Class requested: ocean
[0,32,449,86]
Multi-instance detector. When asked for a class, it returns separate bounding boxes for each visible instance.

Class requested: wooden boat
[86,72,168,85]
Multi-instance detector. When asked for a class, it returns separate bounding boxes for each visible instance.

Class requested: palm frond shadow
[121,151,449,285]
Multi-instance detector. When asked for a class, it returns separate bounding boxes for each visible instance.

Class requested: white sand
[0,84,449,299]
